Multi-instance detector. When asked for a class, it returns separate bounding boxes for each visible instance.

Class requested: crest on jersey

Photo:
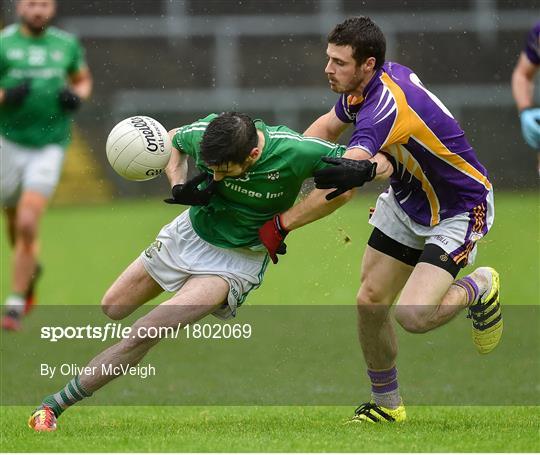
[28,46,46,66]
[267,170,280,181]
[470,231,484,242]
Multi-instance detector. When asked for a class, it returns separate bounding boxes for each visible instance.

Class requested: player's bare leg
[29,274,229,431]
[2,191,47,330]
[356,246,413,369]
[3,206,17,246]
[393,262,457,333]
[394,262,502,353]
[100,258,164,320]
[395,263,493,332]
[83,274,228,391]
[352,246,412,422]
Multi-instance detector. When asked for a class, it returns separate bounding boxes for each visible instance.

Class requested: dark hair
[200,112,258,167]
[328,17,386,69]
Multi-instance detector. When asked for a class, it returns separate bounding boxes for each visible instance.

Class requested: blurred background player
[259,16,502,423]
[28,112,346,431]
[511,21,540,174]
[0,0,92,330]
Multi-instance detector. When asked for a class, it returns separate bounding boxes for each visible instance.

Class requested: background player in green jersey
[28,112,345,431]
[0,0,93,330]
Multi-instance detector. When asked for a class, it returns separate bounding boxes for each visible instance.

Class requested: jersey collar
[253,119,270,165]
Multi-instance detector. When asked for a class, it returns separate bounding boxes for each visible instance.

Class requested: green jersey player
[1,0,92,330]
[28,112,345,431]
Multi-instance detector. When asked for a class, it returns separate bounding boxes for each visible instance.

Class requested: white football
[106,116,172,181]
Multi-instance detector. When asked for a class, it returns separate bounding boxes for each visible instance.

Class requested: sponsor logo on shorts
[439,253,449,262]
[434,235,449,245]
[144,240,163,259]
[230,287,239,300]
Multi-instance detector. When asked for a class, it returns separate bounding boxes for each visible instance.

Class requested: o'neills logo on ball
[130,116,166,153]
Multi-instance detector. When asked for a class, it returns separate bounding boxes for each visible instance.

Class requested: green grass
[2,406,539,452]
[1,191,539,452]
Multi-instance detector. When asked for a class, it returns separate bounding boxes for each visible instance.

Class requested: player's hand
[258,214,288,264]
[3,80,31,106]
[164,173,216,206]
[314,157,377,200]
[58,87,82,111]
[520,108,540,149]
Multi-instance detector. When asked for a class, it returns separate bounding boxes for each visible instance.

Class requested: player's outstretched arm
[163,129,216,206]
[512,53,540,150]
[58,68,93,112]
[68,67,93,101]
[165,129,189,186]
[303,107,349,142]
[512,52,538,112]
[279,149,393,231]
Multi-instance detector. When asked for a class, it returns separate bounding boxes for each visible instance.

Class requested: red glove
[258,214,289,264]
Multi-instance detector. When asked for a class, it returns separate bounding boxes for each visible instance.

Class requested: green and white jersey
[172,114,345,249]
[0,24,86,147]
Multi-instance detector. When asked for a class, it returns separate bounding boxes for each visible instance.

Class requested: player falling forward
[258,17,502,423]
[28,112,346,431]
[1,0,92,330]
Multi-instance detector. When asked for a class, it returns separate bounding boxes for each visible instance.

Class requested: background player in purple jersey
[258,17,502,423]
[512,21,540,173]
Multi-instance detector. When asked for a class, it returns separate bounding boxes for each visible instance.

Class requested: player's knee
[101,293,125,321]
[356,285,390,320]
[119,326,158,352]
[356,282,387,307]
[15,214,38,245]
[394,306,430,333]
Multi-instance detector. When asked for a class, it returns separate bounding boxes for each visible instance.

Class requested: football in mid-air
[106,116,172,181]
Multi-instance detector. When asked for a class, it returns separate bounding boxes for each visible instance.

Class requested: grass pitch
[1,191,539,452]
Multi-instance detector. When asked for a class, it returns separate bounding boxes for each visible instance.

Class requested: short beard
[21,17,50,35]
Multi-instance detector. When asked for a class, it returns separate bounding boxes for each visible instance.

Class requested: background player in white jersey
[511,21,540,174]
[28,112,346,431]
[0,0,93,330]
[259,17,502,423]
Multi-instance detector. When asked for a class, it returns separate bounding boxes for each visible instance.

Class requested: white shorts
[0,136,65,206]
[140,210,269,319]
[369,188,495,267]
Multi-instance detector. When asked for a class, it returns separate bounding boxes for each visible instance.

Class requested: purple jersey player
[333,61,491,229]
[258,17,502,423]
[512,21,540,171]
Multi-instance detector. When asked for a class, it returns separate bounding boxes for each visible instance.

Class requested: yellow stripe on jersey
[379,72,491,191]
[408,110,492,190]
[390,144,441,225]
[379,73,412,147]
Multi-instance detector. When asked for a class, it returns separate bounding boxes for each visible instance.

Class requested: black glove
[3,80,31,106]
[314,156,377,200]
[164,173,216,206]
[58,87,81,111]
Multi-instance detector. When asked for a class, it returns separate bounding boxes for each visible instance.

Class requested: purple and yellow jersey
[523,21,540,65]
[334,61,491,227]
